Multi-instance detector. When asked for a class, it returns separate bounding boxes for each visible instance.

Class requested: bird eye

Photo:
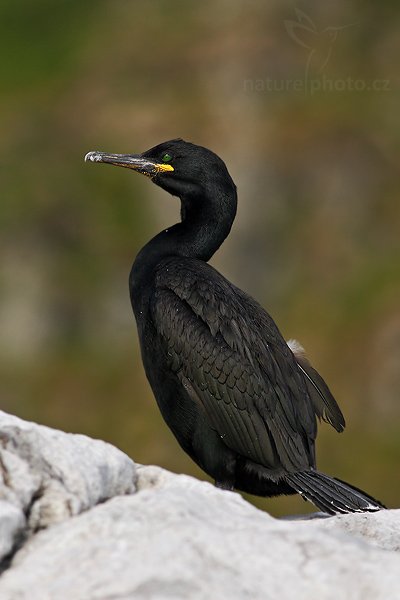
[161,153,172,163]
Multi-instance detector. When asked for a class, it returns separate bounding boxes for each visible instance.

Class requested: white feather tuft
[287,338,307,359]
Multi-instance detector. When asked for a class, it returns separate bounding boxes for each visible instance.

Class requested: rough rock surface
[0,411,136,564]
[0,411,399,600]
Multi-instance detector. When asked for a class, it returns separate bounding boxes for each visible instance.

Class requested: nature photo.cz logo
[244,9,391,95]
[285,9,353,78]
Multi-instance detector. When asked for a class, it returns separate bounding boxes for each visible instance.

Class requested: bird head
[85,138,235,201]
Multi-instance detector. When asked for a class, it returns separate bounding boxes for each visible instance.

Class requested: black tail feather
[285,470,385,515]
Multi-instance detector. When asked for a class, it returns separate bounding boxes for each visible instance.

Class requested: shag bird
[85,139,384,515]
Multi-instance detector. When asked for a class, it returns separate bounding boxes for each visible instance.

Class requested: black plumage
[85,139,384,514]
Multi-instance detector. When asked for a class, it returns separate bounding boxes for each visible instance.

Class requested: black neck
[130,183,237,309]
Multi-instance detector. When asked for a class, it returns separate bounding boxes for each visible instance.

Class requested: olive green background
[1,0,399,515]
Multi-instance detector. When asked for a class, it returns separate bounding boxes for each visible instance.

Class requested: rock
[0,410,136,564]
[310,509,400,551]
[0,411,399,599]
[0,501,25,564]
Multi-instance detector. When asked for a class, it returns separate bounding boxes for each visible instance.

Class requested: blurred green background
[1,0,399,516]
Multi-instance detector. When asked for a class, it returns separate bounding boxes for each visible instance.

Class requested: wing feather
[287,339,345,432]
[151,258,321,470]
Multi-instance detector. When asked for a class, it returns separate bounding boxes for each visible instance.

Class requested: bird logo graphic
[285,9,354,77]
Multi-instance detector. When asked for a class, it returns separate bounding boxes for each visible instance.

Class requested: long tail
[285,470,385,515]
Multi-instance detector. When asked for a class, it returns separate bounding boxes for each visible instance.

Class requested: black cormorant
[85,139,384,514]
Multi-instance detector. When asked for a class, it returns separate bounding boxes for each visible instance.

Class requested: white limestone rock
[0,501,25,562]
[310,508,400,551]
[0,411,399,600]
[0,410,136,563]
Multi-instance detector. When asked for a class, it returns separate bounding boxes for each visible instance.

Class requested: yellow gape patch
[155,163,174,173]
